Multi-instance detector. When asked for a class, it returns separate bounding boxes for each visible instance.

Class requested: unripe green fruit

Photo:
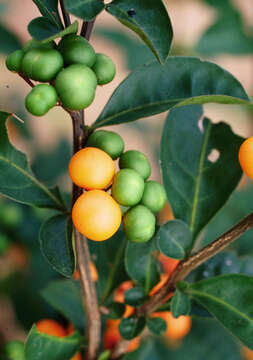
[1,203,23,227]
[92,53,116,85]
[55,64,97,110]
[5,50,24,72]
[87,130,124,159]
[25,84,58,116]
[23,39,56,52]
[22,48,63,82]
[5,340,25,360]
[123,205,156,243]
[141,181,167,213]
[119,150,151,180]
[112,169,144,206]
[58,34,96,67]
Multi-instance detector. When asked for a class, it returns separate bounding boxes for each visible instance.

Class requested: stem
[18,73,34,88]
[60,0,71,27]
[80,20,96,40]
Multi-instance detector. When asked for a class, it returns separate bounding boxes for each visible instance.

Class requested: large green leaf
[32,0,63,28]
[119,316,146,340]
[125,237,160,294]
[0,23,22,54]
[41,280,85,330]
[65,0,105,21]
[25,325,82,360]
[160,105,244,239]
[39,214,74,277]
[93,57,250,128]
[187,275,253,350]
[106,0,173,63]
[0,112,66,211]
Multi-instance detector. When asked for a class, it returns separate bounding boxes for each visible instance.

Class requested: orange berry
[158,201,174,225]
[151,312,191,341]
[149,273,169,296]
[66,323,75,335]
[242,346,253,360]
[36,319,66,338]
[103,319,139,352]
[71,352,82,360]
[73,262,98,282]
[238,137,253,179]
[72,190,121,241]
[69,147,115,190]
[114,281,134,317]
[158,254,180,276]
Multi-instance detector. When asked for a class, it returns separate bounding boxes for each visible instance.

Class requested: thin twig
[18,73,35,88]
[80,20,96,40]
[111,210,253,359]
[60,0,71,27]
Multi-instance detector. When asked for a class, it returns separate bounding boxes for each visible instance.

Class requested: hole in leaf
[208,149,220,163]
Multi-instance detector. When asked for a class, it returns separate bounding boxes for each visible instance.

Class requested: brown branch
[18,73,35,88]
[60,0,71,27]
[80,20,96,40]
[111,210,253,359]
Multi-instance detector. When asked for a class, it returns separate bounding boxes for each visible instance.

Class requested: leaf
[32,0,63,28]
[157,220,192,259]
[25,325,82,360]
[41,280,85,330]
[0,23,22,54]
[119,316,146,340]
[187,274,253,350]
[171,289,191,318]
[124,286,147,306]
[106,0,173,63]
[65,0,105,21]
[41,21,79,44]
[0,112,66,211]
[93,57,250,128]
[160,105,244,239]
[125,238,161,294]
[29,18,78,42]
[147,317,167,336]
[107,302,126,319]
[39,214,74,277]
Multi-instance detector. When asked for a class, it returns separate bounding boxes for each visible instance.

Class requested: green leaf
[93,57,250,128]
[157,220,192,259]
[187,274,253,350]
[32,0,63,28]
[0,23,22,54]
[171,289,191,318]
[98,350,111,360]
[147,317,167,336]
[161,105,244,239]
[39,214,74,277]
[125,238,160,294]
[4,340,25,360]
[119,316,146,340]
[107,302,126,319]
[106,0,173,63]
[65,0,105,21]
[0,112,66,211]
[40,21,79,44]
[124,286,147,306]
[41,280,85,330]
[25,325,82,360]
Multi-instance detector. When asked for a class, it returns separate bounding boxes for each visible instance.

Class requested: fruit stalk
[60,0,71,27]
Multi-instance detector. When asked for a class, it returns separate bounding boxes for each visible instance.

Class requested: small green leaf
[41,280,85,330]
[5,340,25,360]
[32,0,63,28]
[0,112,66,211]
[41,21,79,44]
[107,302,126,319]
[25,325,82,360]
[119,316,146,340]
[65,0,105,21]
[171,289,191,318]
[157,220,192,260]
[147,317,167,336]
[106,0,173,63]
[125,238,160,294]
[93,57,250,128]
[0,23,22,54]
[39,214,74,277]
[187,274,253,350]
[124,286,147,306]
[98,350,111,360]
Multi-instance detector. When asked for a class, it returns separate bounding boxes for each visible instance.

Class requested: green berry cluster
[5,35,116,116]
[87,130,167,243]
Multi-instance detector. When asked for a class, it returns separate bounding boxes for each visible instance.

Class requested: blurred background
[0,0,253,358]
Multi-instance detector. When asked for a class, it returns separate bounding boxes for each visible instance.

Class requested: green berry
[25,84,58,116]
[5,50,24,72]
[112,169,144,206]
[141,181,167,213]
[92,53,116,85]
[119,150,151,180]
[87,130,124,159]
[5,340,25,360]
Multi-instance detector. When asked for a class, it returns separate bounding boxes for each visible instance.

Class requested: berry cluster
[69,130,167,243]
[5,35,116,116]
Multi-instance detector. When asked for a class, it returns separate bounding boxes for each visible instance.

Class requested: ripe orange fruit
[69,147,115,190]
[149,273,169,296]
[151,312,191,341]
[158,254,180,276]
[103,319,139,352]
[238,137,253,179]
[73,261,98,282]
[114,281,134,317]
[242,346,253,360]
[72,190,122,241]
[36,319,66,338]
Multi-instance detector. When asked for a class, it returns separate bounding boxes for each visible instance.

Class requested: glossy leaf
[119,316,146,340]
[187,274,253,350]
[157,220,192,259]
[40,21,79,43]
[28,17,74,41]
[41,280,85,330]
[39,214,74,277]
[107,302,126,319]
[0,112,66,211]
[124,286,147,306]
[65,0,105,21]
[161,105,244,239]
[25,325,82,360]
[106,0,173,63]
[0,23,22,54]
[171,289,191,318]
[32,0,62,28]
[93,57,250,128]
[147,317,167,336]
[125,238,160,294]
